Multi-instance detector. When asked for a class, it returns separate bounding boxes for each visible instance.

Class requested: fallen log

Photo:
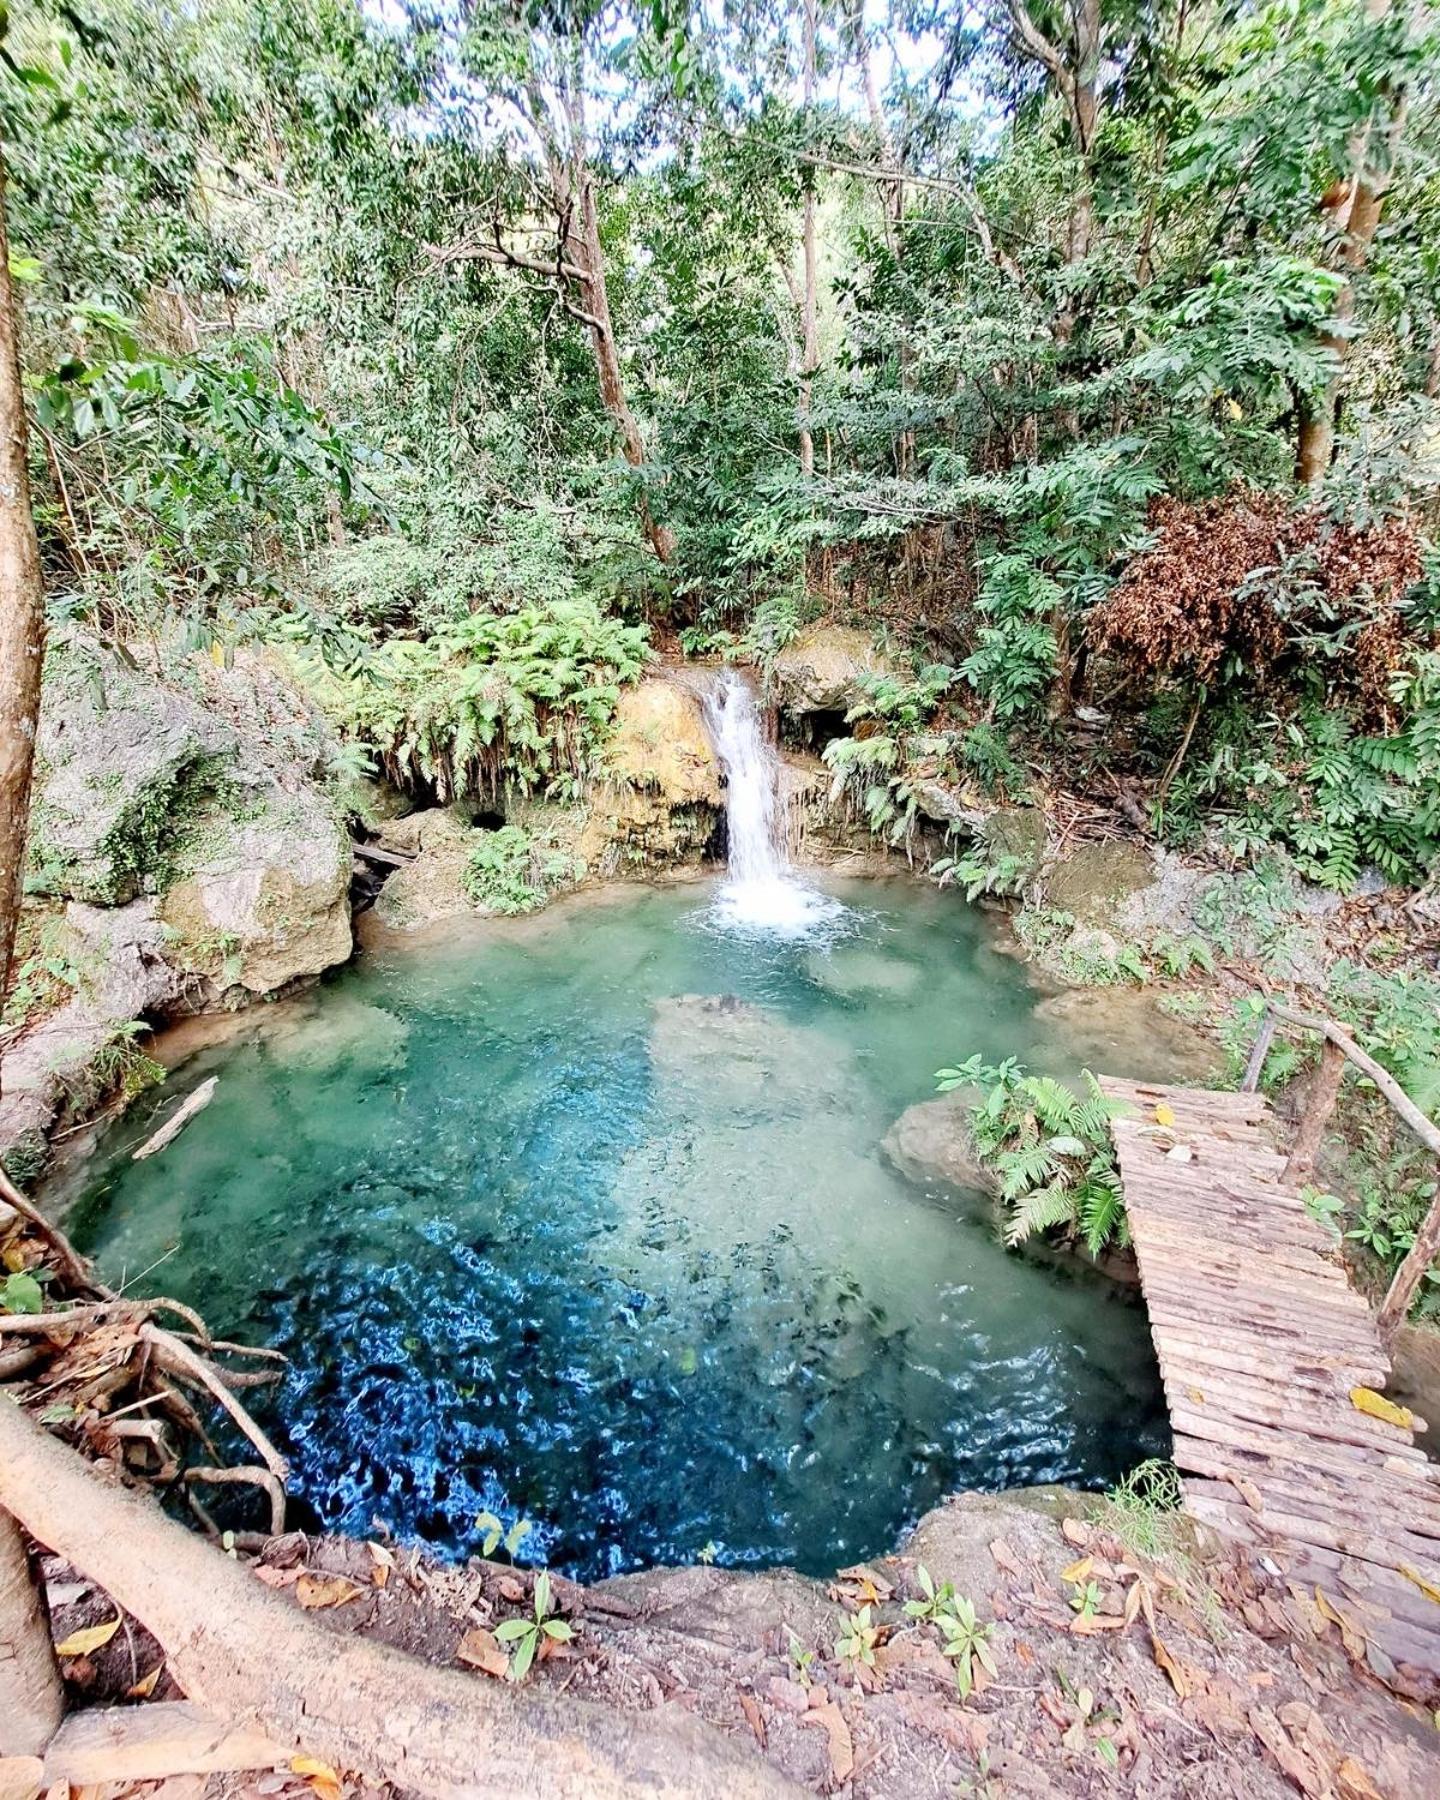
[0,1401,799,1799]
[132,1077,218,1160]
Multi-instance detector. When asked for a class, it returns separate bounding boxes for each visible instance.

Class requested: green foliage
[833,1603,880,1671]
[462,825,583,916]
[475,1510,533,1561]
[2,915,83,1029]
[937,1056,1130,1255]
[494,1570,574,1682]
[0,1270,48,1315]
[960,554,1060,721]
[304,601,651,804]
[822,665,957,844]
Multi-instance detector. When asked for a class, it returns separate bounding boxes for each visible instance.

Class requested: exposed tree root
[0,1402,799,1798]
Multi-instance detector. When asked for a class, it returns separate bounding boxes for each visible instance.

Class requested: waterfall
[702,671,841,936]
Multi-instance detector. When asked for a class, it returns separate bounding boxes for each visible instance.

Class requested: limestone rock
[30,639,232,905]
[1031,987,1219,1086]
[159,783,352,994]
[605,678,722,807]
[881,1089,999,1197]
[29,636,353,996]
[372,809,476,931]
[1040,840,1156,926]
[983,807,1048,884]
[0,900,180,1181]
[769,624,889,713]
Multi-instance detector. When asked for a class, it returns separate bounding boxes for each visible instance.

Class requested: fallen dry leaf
[1248,1707,1325,1798]
[989,1537,1022,1577]
[1349,1387,1412,1430]
[291,1755,343,1800]
[1060,1556,1093,1584]
[1060,1518,1090,1548]
[54,1617,121,1658]
[800,1701,854,1782]
[1335,1755,1385,1800]
[1149,1629,1190,1698]
[1153,1103,1175,1127]
[497,1575,526,1603]
[836,1563,893,1604]
[456,1628,509,1679]
[366,1542,394,1588]
[738,1692,767,1749]
[1398,1563,1440,1604]
[253,1564,303,1589]
[295,1573,364,1611]
[127,1664,162,1699]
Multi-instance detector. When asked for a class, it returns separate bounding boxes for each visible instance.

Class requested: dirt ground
[37,1482,1440,1800]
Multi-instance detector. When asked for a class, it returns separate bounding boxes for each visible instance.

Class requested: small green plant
[1069,1579,1103,1622]
[494,1570,573,1681]
[0,1269,47,1314]
[903,1563,956,1624]
[475,1510,533,1560]
[934,1593,997,1699]
[696,1539,718,1565]
[833,1604,880,1671]
[937,1055,1130,1254]
[786,1630,816,1687]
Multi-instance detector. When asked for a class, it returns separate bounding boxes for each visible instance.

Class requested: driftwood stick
[140,1326,290,1486]
[0,1402,799,1799]
[1240,1013,1278,1094]
[132,1077,218,1161]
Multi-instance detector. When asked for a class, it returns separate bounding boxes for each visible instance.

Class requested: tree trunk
[0,1514,63,1756]
[797,0,819,479]
[0,1403,796,1799]
[0,135,64,1761]
[1296,0,1407,485]
[0,142,47,1040]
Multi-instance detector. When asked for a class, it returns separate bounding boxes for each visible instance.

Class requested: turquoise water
[68,878,1166,1577]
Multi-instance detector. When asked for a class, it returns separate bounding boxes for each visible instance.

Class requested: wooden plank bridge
[1099,1075,1440,1681]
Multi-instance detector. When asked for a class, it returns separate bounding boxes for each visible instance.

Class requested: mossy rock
[983,806,1048,883]
[1041,841,1156,927]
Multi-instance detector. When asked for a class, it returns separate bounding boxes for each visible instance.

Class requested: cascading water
[702,670,843,936]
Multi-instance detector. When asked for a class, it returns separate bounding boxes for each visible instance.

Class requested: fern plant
[936,1055,1131,1255]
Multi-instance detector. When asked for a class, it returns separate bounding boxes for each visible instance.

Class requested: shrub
[303,600,652,803]
[936,1055,1130,1255]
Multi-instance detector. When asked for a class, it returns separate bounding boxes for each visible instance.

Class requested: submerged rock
[1031,987,1218,1086]
[769,624,890,712]
[804,944,924,999]
[880,1088,999,1198]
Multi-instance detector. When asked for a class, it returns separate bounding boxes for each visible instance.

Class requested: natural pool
[67,877,1167,1579]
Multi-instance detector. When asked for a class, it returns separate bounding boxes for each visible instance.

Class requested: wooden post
[1378,1161,1440,1342]
[1240,1011,1278,1094]
[1281,1038,1346,1187]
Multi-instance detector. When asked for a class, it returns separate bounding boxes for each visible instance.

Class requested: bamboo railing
[1240,1001,1440,1343]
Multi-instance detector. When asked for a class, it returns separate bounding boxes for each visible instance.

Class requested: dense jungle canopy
[1,0,1439,882]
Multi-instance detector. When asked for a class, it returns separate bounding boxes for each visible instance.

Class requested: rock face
[0,900,181,1181]
[369,809,477,932]
[29,637,353,997]
[769,624,889,713]
[1031,987,1219,1086]
[593,677,724,869]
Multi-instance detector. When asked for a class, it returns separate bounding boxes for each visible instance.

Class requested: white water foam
[701,671,847,940]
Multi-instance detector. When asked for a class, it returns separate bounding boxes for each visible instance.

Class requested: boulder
[880,1089,999,1197]
[30,639,231,905]
[769,624,889,713]
[371,809,477,932]
[29,636,353,996]
[605,679,722,807]
[159,784,352,994]
[1031,988,1219,1087]
[983,806,1048,885]
[1040,840,1156,927]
